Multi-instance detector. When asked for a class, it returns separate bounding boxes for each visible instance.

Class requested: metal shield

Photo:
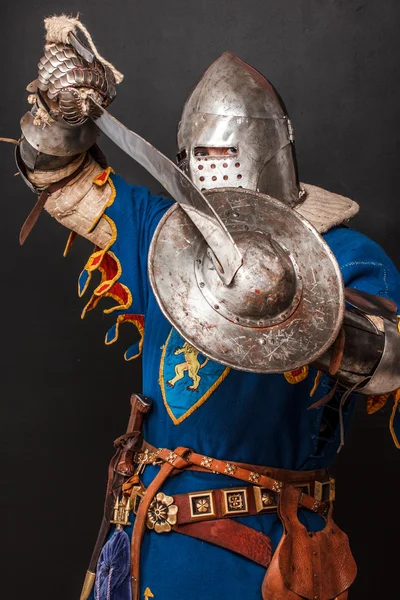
[148,188,344,373]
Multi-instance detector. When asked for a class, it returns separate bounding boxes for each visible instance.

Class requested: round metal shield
[148,188,344,373]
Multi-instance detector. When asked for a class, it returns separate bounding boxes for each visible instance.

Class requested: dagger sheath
[79,393,152,600]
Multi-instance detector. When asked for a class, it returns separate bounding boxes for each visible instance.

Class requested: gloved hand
[19,16,123,169]
[29,39,117,126]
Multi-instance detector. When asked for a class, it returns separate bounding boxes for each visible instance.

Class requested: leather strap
[174,519,272,568]
[307,380,339,411]
[156,448,328,516]
[329,327,346,375]
[140,441,330,484]
[19,156,89,245]
[130,447,191,600]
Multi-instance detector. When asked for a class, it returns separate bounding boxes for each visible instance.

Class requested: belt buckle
[134,448,162,477]
[314,477,335,502]
[131,485,145,514]
[295,483,311,496]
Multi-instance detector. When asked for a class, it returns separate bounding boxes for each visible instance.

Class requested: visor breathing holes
[193,156,241,188]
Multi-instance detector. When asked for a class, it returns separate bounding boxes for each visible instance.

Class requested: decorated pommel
[28,14,124,127]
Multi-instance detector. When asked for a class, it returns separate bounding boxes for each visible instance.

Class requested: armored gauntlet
[36,40,116,126]
[314,288,400,395]
[20,22,120,174]
[16,16,123,245]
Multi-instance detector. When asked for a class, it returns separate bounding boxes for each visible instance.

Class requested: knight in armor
[12,14,400,600]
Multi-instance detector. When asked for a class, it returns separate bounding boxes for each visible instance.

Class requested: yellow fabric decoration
[367,393,391,415]
[63,231,77,257]
[389,389,400,449]
[284,366,309,385]
[310,370,322,397]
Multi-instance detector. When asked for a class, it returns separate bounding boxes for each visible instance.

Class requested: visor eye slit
[193,146,238,157]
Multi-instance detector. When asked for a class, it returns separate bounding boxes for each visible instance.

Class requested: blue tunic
[85,173,400,600]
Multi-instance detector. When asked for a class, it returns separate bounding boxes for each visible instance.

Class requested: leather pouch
[262,486,357,600]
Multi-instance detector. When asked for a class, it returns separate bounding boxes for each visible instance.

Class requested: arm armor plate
[20,108,99,171]
[314,288,400,395]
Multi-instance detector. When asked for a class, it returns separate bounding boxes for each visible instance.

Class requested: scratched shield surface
[148,188,344,373]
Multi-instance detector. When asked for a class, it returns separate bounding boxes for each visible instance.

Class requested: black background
[1,1,400,598]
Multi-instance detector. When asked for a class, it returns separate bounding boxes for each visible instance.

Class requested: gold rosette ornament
[146,492,178,533]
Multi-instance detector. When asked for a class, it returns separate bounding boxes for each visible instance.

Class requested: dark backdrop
[1,1,399,598]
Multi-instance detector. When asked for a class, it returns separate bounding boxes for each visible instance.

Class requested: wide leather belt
[143,478,335,530]
[128,444,335,600]
[135,444,334,516]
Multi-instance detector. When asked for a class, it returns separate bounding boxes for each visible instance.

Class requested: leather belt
[149,483,311,526]
[174,519,273,568]
[131,485,274,569]
[129,445,335,600]
[136,445,334,515]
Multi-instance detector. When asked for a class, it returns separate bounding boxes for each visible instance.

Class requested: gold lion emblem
[167,342,209,391]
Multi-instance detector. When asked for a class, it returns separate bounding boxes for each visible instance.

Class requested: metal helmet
[177,52,301,206]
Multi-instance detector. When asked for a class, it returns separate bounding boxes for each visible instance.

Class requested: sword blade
[89,100,242,285]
